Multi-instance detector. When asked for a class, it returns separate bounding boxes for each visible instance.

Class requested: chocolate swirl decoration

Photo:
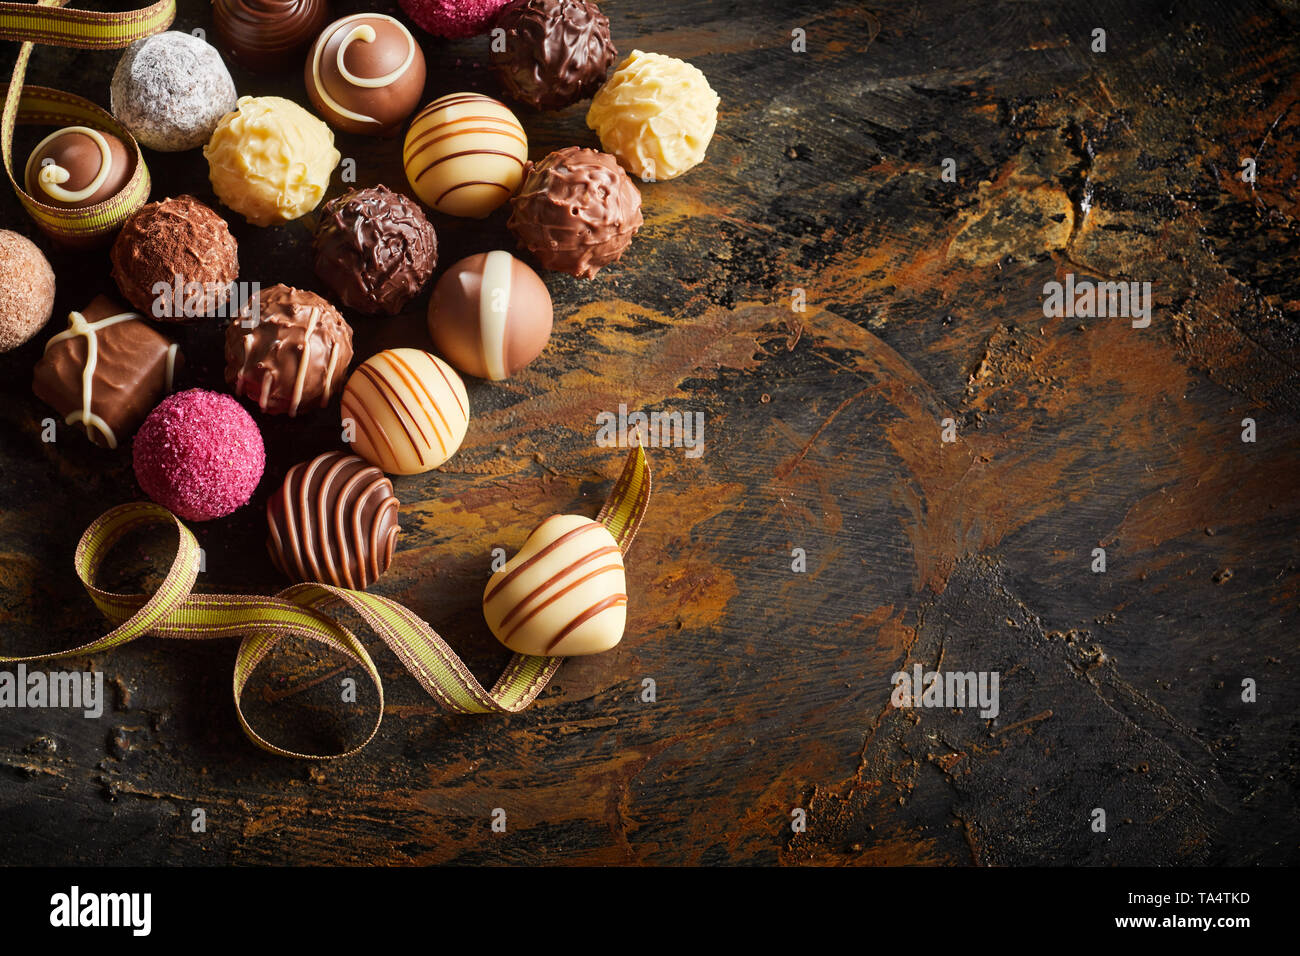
[213,0,331,73]
[267,451,400,590]
[305,13,426,136]
[23,126,133,210]
[490,0,616,110]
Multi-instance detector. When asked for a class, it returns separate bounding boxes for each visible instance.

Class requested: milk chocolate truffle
[24,126,134,209]
[204,95,340,226]
[0,231,55,353]
[313,185,436,315]
[429,251,552,380]
[483,514,627,656]
[306,13,426,136]
[507,146,642,278]
[490,0,615,110]
[403,93,528,218]
[340,348,469,475]
[267,451,400,590]
[32,296,182,449]
[587,50,719,181]
[213,0,330,73]
[226,284,354,416]
[111,196,240,319]
[110,32,238,152]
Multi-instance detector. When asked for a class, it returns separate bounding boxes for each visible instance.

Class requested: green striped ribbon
[1,0,175,245]
[1,445,652,759]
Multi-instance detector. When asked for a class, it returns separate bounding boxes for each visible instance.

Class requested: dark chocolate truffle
[507,146,642,278]
[305,13,426,136]
[267,450,400,590]
[490,0,616,110]
[24,126,134,209]
[313,185,437,315]
[428,251,552,380]
[111,196,240,320]
[213,0,331,73]
[32,295,182,449]
[226,284,354,416]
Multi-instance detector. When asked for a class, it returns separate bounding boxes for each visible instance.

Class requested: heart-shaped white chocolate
[483,514,627,656]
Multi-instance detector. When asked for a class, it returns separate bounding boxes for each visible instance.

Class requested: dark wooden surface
[1,0,1297,865]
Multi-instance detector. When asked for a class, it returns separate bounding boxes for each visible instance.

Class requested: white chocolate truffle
[483,514,627,656]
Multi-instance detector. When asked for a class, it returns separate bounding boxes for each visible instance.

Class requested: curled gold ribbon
[1,445,652,759]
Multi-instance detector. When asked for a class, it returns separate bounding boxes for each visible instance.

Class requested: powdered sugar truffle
[111,32,238,152]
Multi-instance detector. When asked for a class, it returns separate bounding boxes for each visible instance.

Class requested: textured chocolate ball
[428,251,552,380]
[490,0,616,110]
[313,185,437,315]
[226,284,354,416]
[267,450,400,590]
[110,196,240,320]
[507,146,642,278]
[305,13,426,136]
[213,0,330,73]
[0,230,56,353]
[110,32,238,152]
[24,126,134,209]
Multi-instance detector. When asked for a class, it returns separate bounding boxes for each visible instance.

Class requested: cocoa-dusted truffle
[312,185,436,315]
[267,450,400,590]
[110,196,239,320]
[490,0,616,110]
[507,146,642,278]
[226,284,354,416]
[33,295,182,449]
[213,0,330,73]
[0,230,56,353]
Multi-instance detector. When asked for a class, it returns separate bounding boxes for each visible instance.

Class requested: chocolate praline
[225,284,354,416]
[24,126,134,210]
[313,185,437,315]
[213,0,332,73]
[32,295,182,449]
[267,450,400,590]
[305,13,426,136]
[490,0,616,110]
[507,146,642,278]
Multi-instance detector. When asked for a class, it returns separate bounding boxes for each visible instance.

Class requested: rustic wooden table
[1,0,1296,866]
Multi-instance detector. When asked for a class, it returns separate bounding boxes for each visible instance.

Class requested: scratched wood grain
[0,0,1297,865]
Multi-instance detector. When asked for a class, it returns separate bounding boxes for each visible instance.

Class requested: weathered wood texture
[1,0,1297,865]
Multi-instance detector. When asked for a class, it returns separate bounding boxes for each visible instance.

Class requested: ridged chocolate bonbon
[313,185,437,315]
[267,450,400,590]
[225,284,353,416]
[490,0,616,110]
[507,146,641,278]
[483,514,627,656]
[32,295,182,449]
[213,0,331,73]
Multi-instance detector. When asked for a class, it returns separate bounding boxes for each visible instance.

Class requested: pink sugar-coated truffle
[399,0,510,38]
[132,388,265,522]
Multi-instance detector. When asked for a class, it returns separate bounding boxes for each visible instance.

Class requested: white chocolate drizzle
[311,13,417,127]
[479,250,513,381]
[45,308,143,449]
[26,126,114,204]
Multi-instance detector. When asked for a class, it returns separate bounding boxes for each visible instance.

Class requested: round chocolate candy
[340,347,469,475]
[213,0,331,73]
[305,13,426,136]
[110,31,238,152]
[483,514,627,656]
[490,0,616,110]
[312,185,437,315]
[226,284,354,416]
[32,295,182,449]
[403,93,527,218]
[0,230,56,353]
[428,251,552,380]
[267,450,400,590]
[507,146,642,278]
[24,126,133,210]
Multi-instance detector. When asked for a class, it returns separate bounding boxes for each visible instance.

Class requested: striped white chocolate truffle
[483,514,627,657]
[340,347,469,475]
[428,250,553,381]
[402,92,528,218]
